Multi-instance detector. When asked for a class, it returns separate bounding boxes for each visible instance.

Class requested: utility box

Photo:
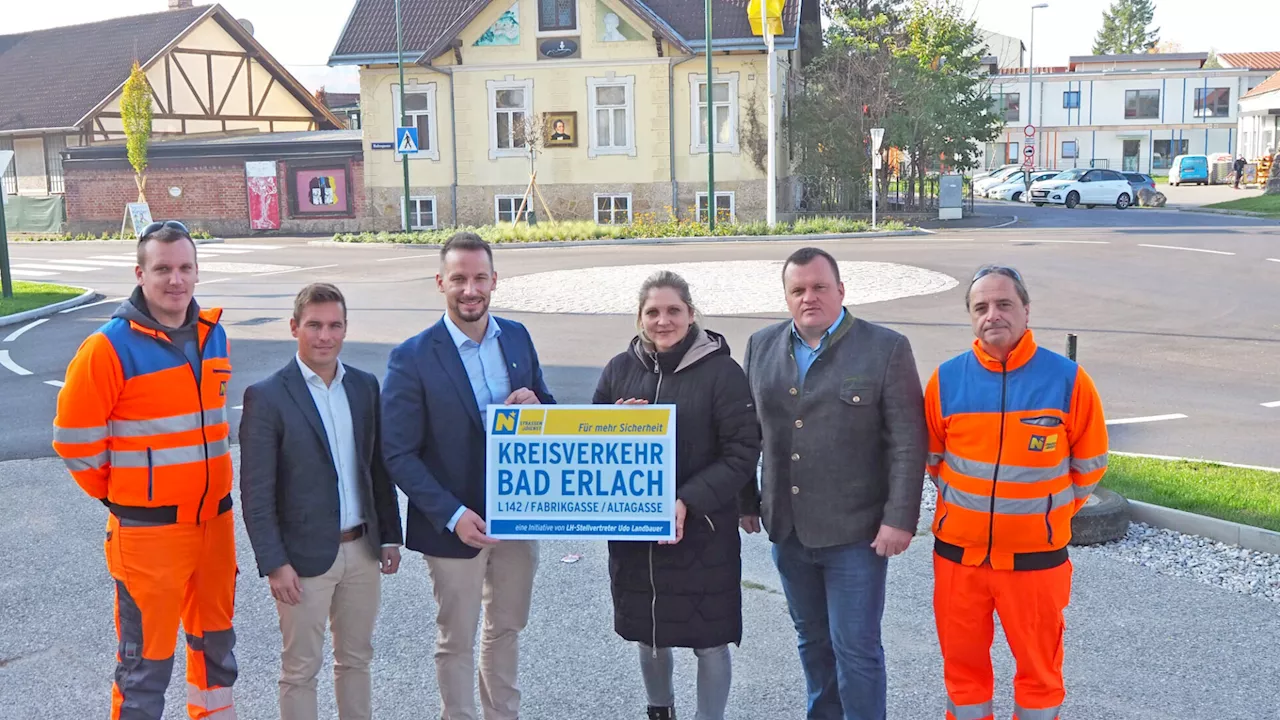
[939,174,963,220]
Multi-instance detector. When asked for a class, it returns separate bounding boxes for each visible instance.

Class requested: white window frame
[586,75,637,158]
[391,82,440,161]
[495,194,528,224]
[689,72,740,155]
[593,193,633,224]
[400,195,438,230]
[1061,140,1079,159]
[487,78,534,160]
[536,0,579,36]
[695,191,735,223]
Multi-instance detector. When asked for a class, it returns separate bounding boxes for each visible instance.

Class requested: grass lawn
[0,281,84,317]
[1103,455,1280,532]
[1204,194,1280,218]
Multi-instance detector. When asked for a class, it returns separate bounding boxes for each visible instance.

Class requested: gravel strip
[916,488,1280,603]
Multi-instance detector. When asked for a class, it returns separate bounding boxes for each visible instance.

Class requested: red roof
[1244,69,1280,99]
[998,66,1068,75]
[1219,52,1280,70]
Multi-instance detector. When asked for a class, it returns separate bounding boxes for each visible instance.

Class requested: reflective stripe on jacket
[52,307,232,524]
[924,330,1108,570]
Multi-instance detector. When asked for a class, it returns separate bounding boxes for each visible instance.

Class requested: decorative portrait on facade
[545,112,577,147]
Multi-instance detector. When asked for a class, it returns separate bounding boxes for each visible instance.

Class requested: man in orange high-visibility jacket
[925,265,1107,720]
[52,221,237,720]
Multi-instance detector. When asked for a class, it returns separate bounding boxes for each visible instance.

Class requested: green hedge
[333,217,909,245]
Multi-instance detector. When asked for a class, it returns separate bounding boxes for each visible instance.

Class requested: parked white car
[973,163,1019,182]
[988,170,1062,202]
[1028,167,1134,209]
[973,166,1026,195]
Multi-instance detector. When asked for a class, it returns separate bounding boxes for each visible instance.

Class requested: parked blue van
[1169,155,1209,186]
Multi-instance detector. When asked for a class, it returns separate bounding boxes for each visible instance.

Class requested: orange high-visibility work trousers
[934,555,1072,720]
[105,510,238,719]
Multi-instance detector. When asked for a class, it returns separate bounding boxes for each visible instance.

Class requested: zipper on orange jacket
[983,362,1009,565]
[192,317,215,524]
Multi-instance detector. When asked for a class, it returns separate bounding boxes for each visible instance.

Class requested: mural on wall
[289,164,352,217]
[245,161,280,230]
[597,2,642,42]
[475,3,520,46]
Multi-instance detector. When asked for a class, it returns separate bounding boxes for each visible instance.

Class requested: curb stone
[0,286,99,327]
[308,229,929,250]
[1127,500,1280,555]
[1176,207,1278,220]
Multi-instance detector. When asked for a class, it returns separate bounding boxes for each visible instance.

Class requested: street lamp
[1025,3,1048,192]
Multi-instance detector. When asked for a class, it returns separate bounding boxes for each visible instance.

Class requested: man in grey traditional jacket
[740,246,928,720]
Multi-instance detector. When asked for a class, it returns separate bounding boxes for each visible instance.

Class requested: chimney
[169,0,193,9]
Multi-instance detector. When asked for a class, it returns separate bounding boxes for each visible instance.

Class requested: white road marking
[197,278,233,285]
[60,297,126,313]
[198,248,251,254]
[232,405,243,410]
[1010,239,1110,244]
[0,350,32,376]
[1261,401,1280,408]
[253,264,340,277]
[987,216,1019,229]
[216,244,284,250]
[12,263,98,272]
[1268,258,1280,264]
[47,258,135,268]
[377,254,436,262]
[4,318,48,342]
[11,270,57,278]
[92,254,140,261]
[1105,413,1188,425]
[872,237,974,243]
[44,380,65,388]
[1137,244,1235,256]
[200,262,296,274]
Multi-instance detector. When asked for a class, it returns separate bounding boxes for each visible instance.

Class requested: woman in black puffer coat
[592,270,761,720]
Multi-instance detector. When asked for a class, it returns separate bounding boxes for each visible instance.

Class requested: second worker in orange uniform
[52,221,238,719]
[924,265,1108,720]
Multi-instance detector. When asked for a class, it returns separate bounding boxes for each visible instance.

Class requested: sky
[6,0,1280,94]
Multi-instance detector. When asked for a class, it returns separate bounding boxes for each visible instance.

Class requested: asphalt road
[3,203,1278,466]
[3,207,1280,718]
[2,452,1277,719]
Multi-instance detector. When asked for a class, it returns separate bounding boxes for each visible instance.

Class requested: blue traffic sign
[396,126,419,154]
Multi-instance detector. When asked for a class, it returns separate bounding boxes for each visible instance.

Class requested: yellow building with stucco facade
[329,0,820,229]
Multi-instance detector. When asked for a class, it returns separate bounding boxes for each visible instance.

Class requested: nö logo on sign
[493,409,520,435]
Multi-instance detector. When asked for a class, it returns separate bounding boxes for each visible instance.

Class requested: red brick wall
[66,157,366,236]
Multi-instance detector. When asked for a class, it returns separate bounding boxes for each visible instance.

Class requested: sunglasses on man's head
[139,220,190,240]
[971,265,1023,284]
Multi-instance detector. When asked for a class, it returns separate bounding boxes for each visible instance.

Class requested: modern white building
[981,52,1272,173]
[1238,70,1280,160]
[978,30,1025,71]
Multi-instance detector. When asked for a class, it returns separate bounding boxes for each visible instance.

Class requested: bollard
[1066,333,1077,361]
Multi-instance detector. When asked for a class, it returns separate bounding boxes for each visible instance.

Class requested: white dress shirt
[441,313,512,532]
[296,354,364,533]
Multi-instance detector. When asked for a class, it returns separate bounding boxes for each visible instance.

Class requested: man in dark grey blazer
[240,283,403,720]
[740,247,927,720]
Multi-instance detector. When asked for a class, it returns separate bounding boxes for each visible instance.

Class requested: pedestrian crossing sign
[396,126,419,154]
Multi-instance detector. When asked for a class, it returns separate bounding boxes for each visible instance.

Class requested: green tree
[890,0,1000,202]
[120,62,153,202]
[1092,0,1160,55]
[1204,48,1222,68]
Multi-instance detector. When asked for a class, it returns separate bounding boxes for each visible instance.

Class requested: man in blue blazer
[382,232,554,720]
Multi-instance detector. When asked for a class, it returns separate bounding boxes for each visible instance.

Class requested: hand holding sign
[658,499,687,545]
[615,398,650,405]
[505,387,540,405]
[456,509,500,549]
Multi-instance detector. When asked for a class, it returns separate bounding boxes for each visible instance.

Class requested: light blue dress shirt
[792,308,846,385]
[442,313,512,532]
